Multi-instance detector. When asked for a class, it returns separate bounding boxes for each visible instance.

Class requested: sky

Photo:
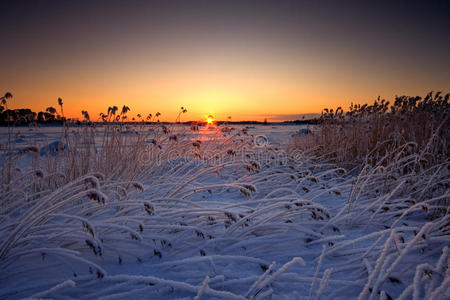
[1,0,449,121]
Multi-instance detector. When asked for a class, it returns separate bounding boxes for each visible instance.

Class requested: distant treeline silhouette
[0,107,68,125]
[0,92,67,125]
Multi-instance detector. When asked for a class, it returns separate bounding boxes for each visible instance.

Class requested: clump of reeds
[289,91,449,168]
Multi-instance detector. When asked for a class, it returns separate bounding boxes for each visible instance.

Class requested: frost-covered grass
[0,120,449,299]
[290,92,449,169]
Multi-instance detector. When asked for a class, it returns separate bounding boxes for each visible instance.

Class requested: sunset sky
[1,0,449,121]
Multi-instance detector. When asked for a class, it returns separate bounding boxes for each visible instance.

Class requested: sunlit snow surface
[0,124,448,299]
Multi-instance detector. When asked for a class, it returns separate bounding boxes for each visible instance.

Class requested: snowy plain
[0,124,448,299]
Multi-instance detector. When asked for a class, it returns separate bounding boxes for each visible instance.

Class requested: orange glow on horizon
[2,48,445,122]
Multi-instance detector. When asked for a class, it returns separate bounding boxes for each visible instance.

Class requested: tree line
[0,93,67,125]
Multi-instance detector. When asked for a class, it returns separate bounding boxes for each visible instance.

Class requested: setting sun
[206,115,214,125]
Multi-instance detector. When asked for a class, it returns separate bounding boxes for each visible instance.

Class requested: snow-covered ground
[0,124,448,299]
